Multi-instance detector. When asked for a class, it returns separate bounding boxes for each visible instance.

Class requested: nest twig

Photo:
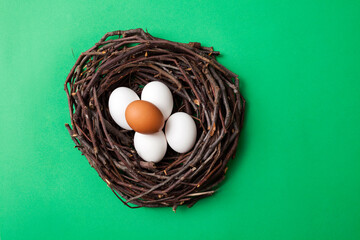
[64,28,245,210]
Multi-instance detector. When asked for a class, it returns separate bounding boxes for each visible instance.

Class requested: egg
[165,112,197,153]
[134,131,167,162]
[108,87,139,130]
[125,100,164,134]
[141,81,173,119]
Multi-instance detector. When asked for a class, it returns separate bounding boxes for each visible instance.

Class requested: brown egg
[125,100,164,134]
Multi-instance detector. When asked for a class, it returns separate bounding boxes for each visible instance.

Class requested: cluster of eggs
[108,81,197,163]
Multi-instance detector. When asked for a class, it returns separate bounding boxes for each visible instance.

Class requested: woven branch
[64,28,245,210]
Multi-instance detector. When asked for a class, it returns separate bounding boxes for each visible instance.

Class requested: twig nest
[64,28,245,210]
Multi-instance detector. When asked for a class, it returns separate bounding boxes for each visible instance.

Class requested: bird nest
[64,28,245,210]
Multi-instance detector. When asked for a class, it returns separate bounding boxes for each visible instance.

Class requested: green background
[1,0,360,239]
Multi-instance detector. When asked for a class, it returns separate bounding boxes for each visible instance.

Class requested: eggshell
[165,112,197,153]
[134,131,167,162]
[141,81,173,119]
[108,87,139,130]
[125,100,164,134]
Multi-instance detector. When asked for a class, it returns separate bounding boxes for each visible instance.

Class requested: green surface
[1,0,360,239]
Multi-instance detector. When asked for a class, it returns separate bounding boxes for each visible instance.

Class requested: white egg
[165,112,197,153]
[141,81,173,119]
[134,131,167,163]
[108,87,139,130]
